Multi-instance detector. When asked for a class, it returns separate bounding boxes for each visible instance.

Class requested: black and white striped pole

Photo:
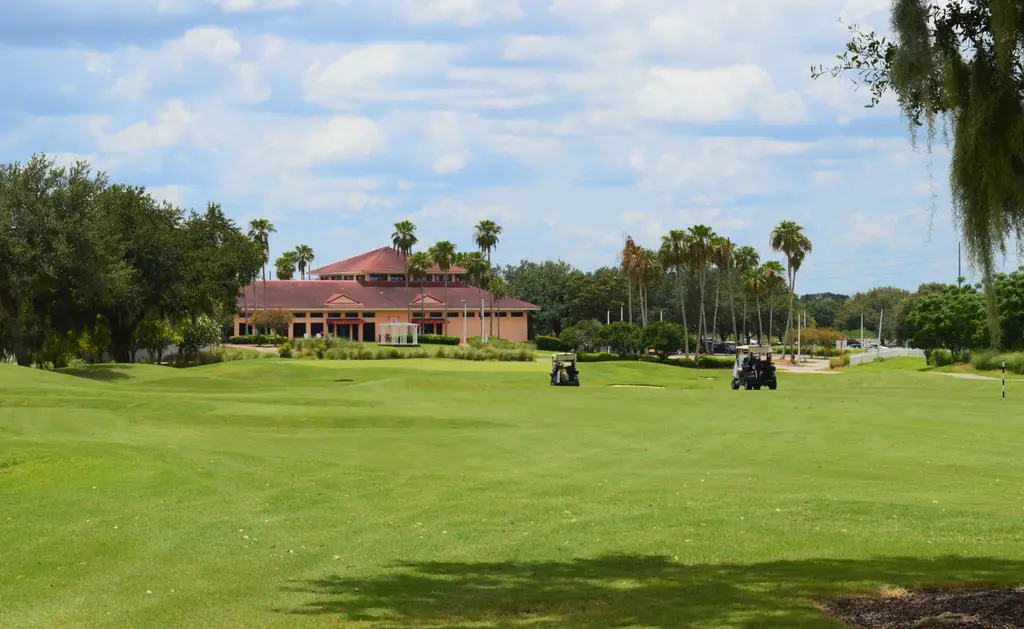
[1003,360,1006,399]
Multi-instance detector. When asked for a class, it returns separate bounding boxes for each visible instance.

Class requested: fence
[849,347,926,366]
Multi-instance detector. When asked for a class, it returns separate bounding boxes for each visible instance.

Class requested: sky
[1,0,1015,294]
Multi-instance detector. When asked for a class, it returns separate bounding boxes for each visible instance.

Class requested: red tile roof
[311,246,467,276]
[238,280,539,311]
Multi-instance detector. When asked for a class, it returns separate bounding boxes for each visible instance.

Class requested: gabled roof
[237,280,539,311]
[311,246,467,276]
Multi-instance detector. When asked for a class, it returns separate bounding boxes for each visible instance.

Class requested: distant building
[235,246,540,342]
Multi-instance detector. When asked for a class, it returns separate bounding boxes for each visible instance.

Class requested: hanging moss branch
[812,0,1024,349]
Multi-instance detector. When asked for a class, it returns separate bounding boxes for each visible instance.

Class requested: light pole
[461,300,467,346]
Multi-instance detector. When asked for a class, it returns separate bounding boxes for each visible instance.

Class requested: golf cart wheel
[768,381,777,390]
[731,380,740,390]
[754,383,762,390]
[744,382,753,390]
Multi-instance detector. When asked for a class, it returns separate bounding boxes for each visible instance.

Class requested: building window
[465,312,475,318]
[345,312,359,319]
[357,275,365,281]
[511,312,524,318]
[413,312,424,318]
[483,312,491,318]
[448,312,459,318]
[238,311,249,318]
[310,312,324,318]
[343,275,355,280]
[429,312,443,318]
[328,312,341,319]
[294,312,307,318]
[362,312,375,319]
[390,274,405,281]
[498,312,507,318]
[369,274,387,281]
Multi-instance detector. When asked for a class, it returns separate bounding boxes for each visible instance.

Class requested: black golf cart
[731,345,778,391]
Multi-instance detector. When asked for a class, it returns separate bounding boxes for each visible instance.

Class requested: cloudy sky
[1,0,1008,293]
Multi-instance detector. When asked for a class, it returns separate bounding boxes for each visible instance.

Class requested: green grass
[2,359,1024,628]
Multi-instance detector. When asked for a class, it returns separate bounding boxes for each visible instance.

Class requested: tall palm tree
[761,261,786,344]
[391,221,418,325]
[636,248,661,327]
[248,218,276,332]
[461,251,489,338]
[620,236,642,324]
[733,246,760,343]
[724,239,739,345]
[770,221,813,360]
[488,276,509,340]
[685,225,715,353]
[474,220,502,337]
[741,268,765,344]
[275,251,297,280]
[294,244,315,280]
[709,235,731,345]
[659,230,690,355]
[429,241,457,335]
[407,251,432,335]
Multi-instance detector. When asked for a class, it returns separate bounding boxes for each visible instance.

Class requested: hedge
[419,334,461,346]
[536,335,572,351]
[228,334,287,346]
[575,353,734,369]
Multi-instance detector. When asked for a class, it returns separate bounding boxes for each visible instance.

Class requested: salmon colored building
[235,247,540,342]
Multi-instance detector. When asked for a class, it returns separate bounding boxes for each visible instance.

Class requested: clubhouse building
[235,247,540,342]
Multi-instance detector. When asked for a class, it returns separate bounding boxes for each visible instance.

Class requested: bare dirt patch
[822,587,1024,628]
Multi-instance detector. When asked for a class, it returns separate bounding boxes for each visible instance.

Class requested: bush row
[228,334,287,346]
[279,342,534,362]
[574,353,734,369]
[419,334,461,346]
[971,350,1024,374]
[536,335,573,351]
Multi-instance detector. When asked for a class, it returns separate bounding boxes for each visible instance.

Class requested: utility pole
[878,308,884,350]
[620,305,624,322]
[480,297,486,342]
[861,312,864,349]
[958,242,962,286]
[607,310,610,325]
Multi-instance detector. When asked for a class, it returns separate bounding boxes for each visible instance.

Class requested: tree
[812,1,1022,347]
[996,269,1024,350]
[563,267,628,326]
[293,245,315,280]
[177,314,221,364]
[248,218,276,328]
[430,241,457,335]
[760,261,786,343]
[407,251,432,334]
[136,318,180,364]
[642,321,686,361]
[636,248,661,327]
[474,220,502,337]
[488,276,509,340]
[595,321,642,357]
[561,319,603,352]
[620,236,641,325]
[733,246,760,343]
[685,225,715,353]
[391,221,418,326]
[906,283,987,354]
[770,221,812,359]
[0,155,116,366]
[710,235,732,344]
[275,251,297,281]
[740,268,764,344]
[501,259,573,336]
[800,292,849,331]
[250,309,292,337]
[835,286,911,341]
[460,251,490,335]
[660,230,691,355]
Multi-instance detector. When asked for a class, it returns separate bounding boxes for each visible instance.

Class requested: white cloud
[635,65,806,124]
[98,101,199,153]
[433,152,468,175]
[405,0,523,25]
[850,211,900,240]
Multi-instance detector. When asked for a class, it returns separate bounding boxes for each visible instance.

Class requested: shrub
[324,348,347,360]
[536,335,571,351]
[420,334,461,346]
[696,355,734,369]
[642,321,687,361]
[278,342,293,358]
[931,349,955,366]
[578,352,621,362]
[315,342,327,360]
[178,315,221,364]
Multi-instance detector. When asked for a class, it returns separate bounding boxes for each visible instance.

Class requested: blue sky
[1,0,1011,293]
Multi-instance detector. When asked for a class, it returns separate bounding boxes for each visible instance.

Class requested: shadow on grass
[282,554,1024,628]
[57,364,134,381]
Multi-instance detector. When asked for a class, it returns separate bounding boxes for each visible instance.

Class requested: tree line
[0,155,265,368]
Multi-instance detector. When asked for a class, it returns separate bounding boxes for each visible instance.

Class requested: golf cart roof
[738,345,773,354]
[553,352,577,362]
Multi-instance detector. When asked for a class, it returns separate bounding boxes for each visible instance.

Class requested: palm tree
[407,251,432,334]
[685,225,715,353]
[733,246,760,343]
[294,244,315,280]
[474,220,502,337]
[709,235,731,345]
[636,248,661,327]
[429,241,457,336]
[461,251,489,338]
[488,276,509,340]
[275,251,297,280]
[620,236,641,324]
[770,221,813,360]
[659,230,691,355]
[248,218,276,332]
[391,221,418,325]
[761,261,786,344]
[741,268,765,344]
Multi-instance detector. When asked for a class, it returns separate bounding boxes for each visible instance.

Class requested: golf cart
[550,352,580,387]
[731,345,778,391]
